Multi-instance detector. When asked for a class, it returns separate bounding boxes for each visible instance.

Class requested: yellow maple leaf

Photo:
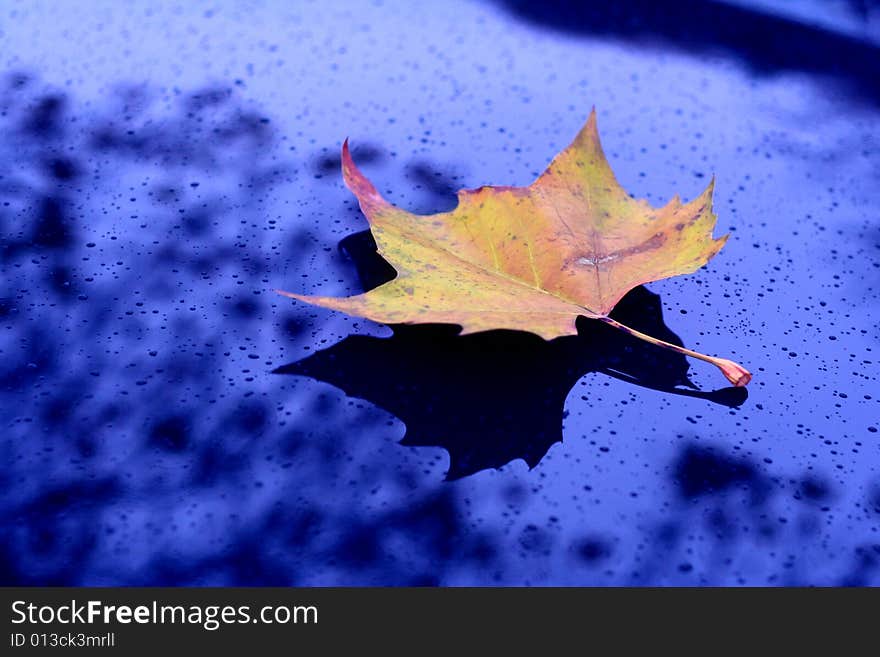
[280,109,750,386]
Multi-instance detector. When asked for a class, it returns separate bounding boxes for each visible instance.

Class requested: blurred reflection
[498,0,880,106]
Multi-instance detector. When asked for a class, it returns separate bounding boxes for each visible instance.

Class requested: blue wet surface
[1,0,879,585]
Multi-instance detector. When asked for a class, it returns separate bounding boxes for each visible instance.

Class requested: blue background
[1,0,879,585]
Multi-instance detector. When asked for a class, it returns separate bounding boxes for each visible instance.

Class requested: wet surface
[1,0,878,585]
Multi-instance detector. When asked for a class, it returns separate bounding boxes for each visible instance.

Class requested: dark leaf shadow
[274,231,747,480]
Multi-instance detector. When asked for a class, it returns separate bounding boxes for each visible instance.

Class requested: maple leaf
[275,232,747,479]
[279,109,750,386]
[277,241,748,479]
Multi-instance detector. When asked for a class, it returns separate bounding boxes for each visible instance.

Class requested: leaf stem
[598,316,751,387]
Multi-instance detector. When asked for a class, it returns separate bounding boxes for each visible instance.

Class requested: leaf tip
[340,136,389,214]
[586,106,599,135]
[698,174,716,203]
[665,192,682,209]
[340,137,355,179]
[565,106,603,159]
